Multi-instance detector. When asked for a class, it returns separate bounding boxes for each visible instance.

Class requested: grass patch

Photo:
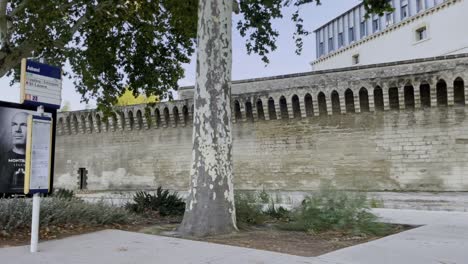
[0,196,137,233]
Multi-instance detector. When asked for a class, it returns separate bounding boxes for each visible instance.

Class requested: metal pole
[30,105,44,253]
[30,193,40,253]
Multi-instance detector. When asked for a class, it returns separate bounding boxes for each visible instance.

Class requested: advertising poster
[0,103,54,194]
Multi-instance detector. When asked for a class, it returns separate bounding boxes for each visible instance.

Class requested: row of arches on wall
[57,77,466,135]
[58,104,194,135]
[232,78,466,122]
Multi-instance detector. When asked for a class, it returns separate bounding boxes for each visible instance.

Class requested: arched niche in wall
[388,87,399,110]
[268,97,277,120]
[279,96,288,119]
[331,90,340,115]
[95,114,102,133]
[136,110,143,129]
[173,106,179,127]
[118,112,126,130]
[73,115,79,134]
[344,89,355,113]
[163,107,170,127]
[304,93,314,117]
[454,77,465,106]
[436,79,448,107]
[245,101,254,122]
[359,88,370,112]
[404,84,415,109]
[256,99,265,121]
[182,105,189,125]
[80,115,87,133]
[88,115,94,133]
[420,82,431,108]
[291,95,301,119]
[128,111,134,130]
[66,116,72,135]
[155,108,161,128]
[233,100,242,122]
[111,112,118,131]
[318,92,327,116]
[374,86,384,111]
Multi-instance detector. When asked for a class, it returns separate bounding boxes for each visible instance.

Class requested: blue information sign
[20,59,62,109]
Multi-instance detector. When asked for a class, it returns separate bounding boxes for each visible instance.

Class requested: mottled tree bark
[178,0,237,237]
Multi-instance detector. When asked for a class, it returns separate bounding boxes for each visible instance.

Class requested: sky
[0,1,361,111]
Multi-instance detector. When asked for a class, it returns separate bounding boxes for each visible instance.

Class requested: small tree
[115,88,158,106]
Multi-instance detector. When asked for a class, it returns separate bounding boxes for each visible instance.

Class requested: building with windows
[311,0,468,71]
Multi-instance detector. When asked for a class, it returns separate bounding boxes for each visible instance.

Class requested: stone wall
[54,54,468,192]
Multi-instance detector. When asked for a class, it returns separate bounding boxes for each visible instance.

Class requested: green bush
[235,191,292,228]
[0,197,136,232]
[125,187,185,216]
[51,188,75,200]
[265,203,291,221]
[235,192,268,228]
[283,186,391,236]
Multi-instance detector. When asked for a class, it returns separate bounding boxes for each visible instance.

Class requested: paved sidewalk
[0,209,467,264]
[318,209,468,264]
[0,229,332,264]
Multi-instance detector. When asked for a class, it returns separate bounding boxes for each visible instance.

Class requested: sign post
[24,106,53,253]
[20,59,61,253]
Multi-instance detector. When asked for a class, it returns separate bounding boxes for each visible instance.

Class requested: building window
[372,18,380,32]
[349,27,355,42]
[352,54,360,65]
[328,37,334,52]
[360,21,367,38]
[386,13,393,26]
[338,32,344,47]
[319,42,324,56]
[401,3,409,20]
[415,26,427,41]
[416,0,424,12]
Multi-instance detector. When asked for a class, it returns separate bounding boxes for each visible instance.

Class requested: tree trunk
[178,0,237,237]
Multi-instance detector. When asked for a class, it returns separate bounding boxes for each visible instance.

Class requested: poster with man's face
[0,105,52,194]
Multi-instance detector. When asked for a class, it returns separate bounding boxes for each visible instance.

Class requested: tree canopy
[0,0,390,111]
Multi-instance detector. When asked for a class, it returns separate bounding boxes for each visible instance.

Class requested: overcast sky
[0,1,361,111]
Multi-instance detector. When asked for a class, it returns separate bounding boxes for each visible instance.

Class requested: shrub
[125,187,185,216]
[235,192,268,228]
[51,188,75,200]
[235,190,292,228]
[283,186,391,236]
[265,203,291,221]
[0,197,136,232]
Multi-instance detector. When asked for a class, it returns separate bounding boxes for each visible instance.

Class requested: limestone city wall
[54,54,468,193]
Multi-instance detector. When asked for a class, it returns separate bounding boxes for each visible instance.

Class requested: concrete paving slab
[0,229,334,264]
[1,209,467,264]
[318,209,468,264]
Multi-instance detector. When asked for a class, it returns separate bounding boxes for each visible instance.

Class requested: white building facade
[311,0,468,71]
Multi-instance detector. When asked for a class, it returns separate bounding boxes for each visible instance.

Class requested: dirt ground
[140,224,413,257]
[0,215,181,248]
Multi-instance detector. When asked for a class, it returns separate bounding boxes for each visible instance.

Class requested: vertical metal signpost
[20,58,62,253]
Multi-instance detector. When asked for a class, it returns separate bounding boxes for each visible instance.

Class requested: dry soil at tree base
[1,223,411,256]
